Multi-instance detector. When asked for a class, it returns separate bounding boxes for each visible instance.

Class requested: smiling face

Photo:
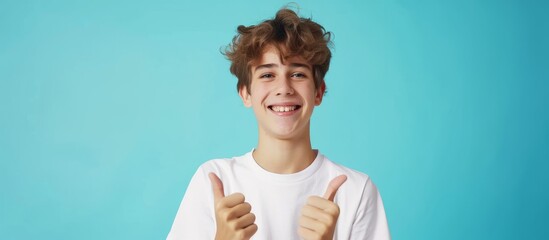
[239,46,325,141]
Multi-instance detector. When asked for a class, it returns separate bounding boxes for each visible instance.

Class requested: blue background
[1,0,548,239]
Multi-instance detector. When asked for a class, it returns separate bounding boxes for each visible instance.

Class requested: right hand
[209,172,258,240]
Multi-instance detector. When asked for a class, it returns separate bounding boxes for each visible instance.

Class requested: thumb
[208,172,225,201]
[323,175,347,201]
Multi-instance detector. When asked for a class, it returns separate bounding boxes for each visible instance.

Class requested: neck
[253,127,317,174]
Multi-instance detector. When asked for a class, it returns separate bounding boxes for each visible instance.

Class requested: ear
[314,82,326,106]
[238,86,252,108]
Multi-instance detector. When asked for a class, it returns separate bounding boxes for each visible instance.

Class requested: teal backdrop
[1,0,547,239]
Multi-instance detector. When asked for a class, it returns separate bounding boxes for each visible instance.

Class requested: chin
[267,125,308,141]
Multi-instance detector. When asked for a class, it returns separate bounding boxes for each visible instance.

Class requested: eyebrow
[254,63,312,72]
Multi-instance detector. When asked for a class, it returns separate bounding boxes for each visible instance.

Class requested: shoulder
[320,154,381,201]
[320,155,391,239]
[320,154,385,218]
[194,152,250,177]
[321,155,372,187]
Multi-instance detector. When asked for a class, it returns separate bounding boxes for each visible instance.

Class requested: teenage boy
[167,8,390,240]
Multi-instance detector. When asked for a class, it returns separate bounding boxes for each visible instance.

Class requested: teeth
[271,105,297,112]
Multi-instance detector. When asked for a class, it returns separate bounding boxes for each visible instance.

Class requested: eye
[291,72,307,78]
[259,73,275,79]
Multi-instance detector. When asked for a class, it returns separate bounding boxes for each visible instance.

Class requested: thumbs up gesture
[298,175,348,240]
[209,173,258,240]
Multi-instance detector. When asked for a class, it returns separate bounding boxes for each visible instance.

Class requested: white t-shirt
[167,150,391,239]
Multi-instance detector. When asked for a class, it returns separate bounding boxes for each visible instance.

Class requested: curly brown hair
[223,8,333,95]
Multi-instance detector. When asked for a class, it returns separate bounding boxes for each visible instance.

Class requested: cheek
[299,85,317,101]
[250,85,270,105]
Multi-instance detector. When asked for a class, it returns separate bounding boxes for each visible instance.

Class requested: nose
[275,77,294,96]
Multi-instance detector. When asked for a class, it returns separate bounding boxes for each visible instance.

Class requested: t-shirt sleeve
[166,166,215,240]
[350,178,391,240]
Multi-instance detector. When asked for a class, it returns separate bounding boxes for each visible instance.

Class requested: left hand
[298,175,348,240]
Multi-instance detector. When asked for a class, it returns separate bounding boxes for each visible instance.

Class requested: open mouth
[268,105,302,113]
